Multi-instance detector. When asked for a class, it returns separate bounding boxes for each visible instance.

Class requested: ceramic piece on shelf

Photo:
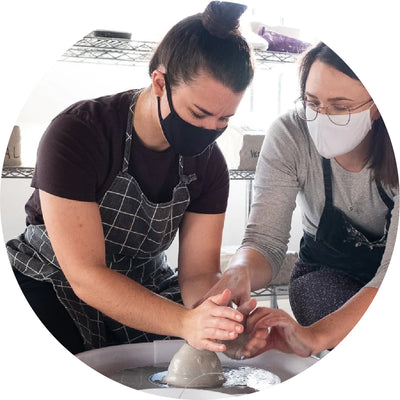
[4,125,22,167]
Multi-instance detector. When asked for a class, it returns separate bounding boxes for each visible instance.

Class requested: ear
[152,69,166,97]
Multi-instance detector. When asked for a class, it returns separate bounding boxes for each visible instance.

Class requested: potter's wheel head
[163,343,226,388]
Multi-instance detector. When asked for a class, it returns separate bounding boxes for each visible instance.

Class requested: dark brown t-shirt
[25,90,229,225]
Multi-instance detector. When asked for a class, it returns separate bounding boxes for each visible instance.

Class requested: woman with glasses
[6,2,255,354]
[205,42,398,357]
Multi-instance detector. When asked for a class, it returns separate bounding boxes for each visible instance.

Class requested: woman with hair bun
[7,2,255,354]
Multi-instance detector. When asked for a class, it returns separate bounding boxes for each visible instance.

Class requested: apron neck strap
[123,91,142,173]
[376,182,394,211]
[321,157,333,205]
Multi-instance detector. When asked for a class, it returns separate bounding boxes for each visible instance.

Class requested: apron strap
[123,91,142,173]
[321,157,333,206]
[376,182,394,211]
[178,155,197,185]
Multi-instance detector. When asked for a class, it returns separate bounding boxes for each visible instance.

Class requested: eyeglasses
[294,98,374,126]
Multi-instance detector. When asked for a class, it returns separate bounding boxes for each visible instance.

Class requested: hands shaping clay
[222,328,251,360]
[163,343,226,388]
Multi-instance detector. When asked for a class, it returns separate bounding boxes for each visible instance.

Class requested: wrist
[306,322,336,355]
[228,248,271,290]
[178,307,193,342]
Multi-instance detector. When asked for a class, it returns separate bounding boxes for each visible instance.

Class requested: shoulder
[265,110,311,150]
[40,89,138,158]
[58,89,136,129]
[260,110,315,167]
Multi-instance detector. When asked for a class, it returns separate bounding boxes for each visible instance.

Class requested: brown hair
[148,1,254,93]
[299,42,398,188]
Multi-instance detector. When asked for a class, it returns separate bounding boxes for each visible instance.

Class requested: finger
[207,317,244,334]
[243,338,268,358]
[237,298,257,317]
[254,315,292,331]
[252,329,269,339]
[246,307,272,331]
[210,304,243,322]
[204,327,240,341]
[209,289,232,307]
[247,307,272,322]
[245,335,267,351]
[254,315,273,329]
[232,294,251,306]
[200,339,226,353]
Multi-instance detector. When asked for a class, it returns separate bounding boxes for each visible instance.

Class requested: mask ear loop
[163,74,176,114]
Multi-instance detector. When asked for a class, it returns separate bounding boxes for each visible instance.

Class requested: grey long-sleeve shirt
[241,110,398,288]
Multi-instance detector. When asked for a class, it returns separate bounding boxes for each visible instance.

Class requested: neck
[334,131,372,172]
[133,86,170,151]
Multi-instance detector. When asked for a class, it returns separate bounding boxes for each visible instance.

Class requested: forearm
[180,270,222,309]
[227,247,272,291]
[309,286,377,353]
[69,264,188,338]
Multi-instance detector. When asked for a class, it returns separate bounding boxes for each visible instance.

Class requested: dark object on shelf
[92,30,132,40]
[258,26,310,54]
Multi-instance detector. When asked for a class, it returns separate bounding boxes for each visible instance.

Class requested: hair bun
[202,1,247,39]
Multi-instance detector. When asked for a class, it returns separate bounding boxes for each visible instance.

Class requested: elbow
[61,264,105,306]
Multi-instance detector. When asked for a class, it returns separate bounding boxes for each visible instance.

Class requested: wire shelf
[59,33,300,67]
[2,167,256,180]
[2,167,35,179]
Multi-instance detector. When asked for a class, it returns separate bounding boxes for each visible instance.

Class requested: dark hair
[299,42,398,188]
[148,1,254,93]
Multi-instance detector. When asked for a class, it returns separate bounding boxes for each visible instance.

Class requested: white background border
[1,1,399,399]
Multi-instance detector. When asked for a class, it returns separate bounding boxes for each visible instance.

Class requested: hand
[181,289,245,352]
[245,307,317,358]
[221,298,259,359]
[194,265,252,309]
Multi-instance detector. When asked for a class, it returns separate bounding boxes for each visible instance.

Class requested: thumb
[238,298,257,317]
[209,288,232,306]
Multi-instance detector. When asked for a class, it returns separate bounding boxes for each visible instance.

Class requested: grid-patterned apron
[7,91,197,349]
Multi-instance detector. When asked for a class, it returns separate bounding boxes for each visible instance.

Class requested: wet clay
[163,343,226,388]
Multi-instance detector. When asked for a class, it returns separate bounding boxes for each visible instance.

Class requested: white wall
[1,179,34,242]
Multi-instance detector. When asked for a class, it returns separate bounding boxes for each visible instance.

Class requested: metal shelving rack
[3,32,299,179]
[2,167,35,179]
[2,167,255,180]
[59,32,298,67]
[3,34,298,178]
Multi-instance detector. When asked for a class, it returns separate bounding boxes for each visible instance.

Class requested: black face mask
[157,75,227,157]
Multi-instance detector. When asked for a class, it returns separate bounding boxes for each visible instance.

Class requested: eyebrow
[193,104,235,118]
[305,92,354,102]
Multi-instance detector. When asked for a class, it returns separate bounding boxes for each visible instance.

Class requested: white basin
[76,340,319,398]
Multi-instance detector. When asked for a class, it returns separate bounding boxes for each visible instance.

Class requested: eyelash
[191,111,229,123]
[191,111,205,119]
[305,99,348,111]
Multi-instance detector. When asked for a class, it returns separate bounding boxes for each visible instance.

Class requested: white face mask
[306,105,373,159]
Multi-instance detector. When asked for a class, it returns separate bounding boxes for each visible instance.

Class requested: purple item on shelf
[258,26,310,53]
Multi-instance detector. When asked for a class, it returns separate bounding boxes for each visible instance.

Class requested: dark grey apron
[7,91,197,349]
[289,157,394,326]
[298,157,394,285]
